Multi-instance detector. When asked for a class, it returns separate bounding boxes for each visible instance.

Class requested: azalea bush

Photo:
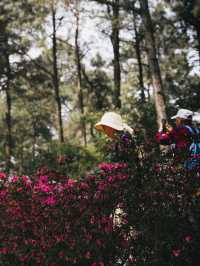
[1,131,200,265]
[0,163,130,266]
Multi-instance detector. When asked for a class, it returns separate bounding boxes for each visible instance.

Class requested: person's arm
[156,121,174,145]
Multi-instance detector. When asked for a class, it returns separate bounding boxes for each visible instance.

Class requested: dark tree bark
[52,4,64,143]
[32,120,37,161]
[132,7,145,102]
[139,0,167,128]
[5,51,12,171]
[74,4,87,146]
[109,0,121,108]
[1,22,13,171]
[90,0,122,108]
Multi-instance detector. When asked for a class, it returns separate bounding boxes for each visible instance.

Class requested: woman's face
[102,125,117,139]
[175,117,182,126]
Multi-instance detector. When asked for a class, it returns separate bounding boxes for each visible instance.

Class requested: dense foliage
[1,132,200,265]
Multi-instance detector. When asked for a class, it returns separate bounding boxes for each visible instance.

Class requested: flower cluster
[0,162,129,266]
[1,135,200,265]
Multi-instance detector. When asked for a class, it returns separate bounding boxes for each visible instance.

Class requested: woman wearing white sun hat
[95,112,133,139]
[156,108,194,149]
[156,108,200,168]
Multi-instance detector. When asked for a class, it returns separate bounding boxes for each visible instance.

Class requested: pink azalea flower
[117,174,128,180]
[17,187,23,193]
[172,249,181,257]
[184,235,192,242]
[108,175,115,182]
[43,196,56,206]
[66,178,76,188]
[0,173,6,180]
[85,251,91,259]
[30,239,37,246]
[98,162,113,171]
[39,175,48,182]
[22,175,29,182]
[0,190,7,198]
[79,182,90,190]
[39,183,51,193]
[98,181,107,191]
[0,247,8,254]
[99,162,127,172]
[11,176,19,182]
[154,163,161,173]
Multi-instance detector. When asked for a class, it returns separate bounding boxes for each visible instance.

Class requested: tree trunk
[52,5,64,143]
[19,144,24,175]
[109,0,121,109]
[139,0,167,128]
[5,51,12,171]
[1,21,13,171]
[32,120,37,161]
[74,4,87,146]
[132,8,145,102]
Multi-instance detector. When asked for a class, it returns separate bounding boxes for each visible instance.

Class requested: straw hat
[171,109,193,120]
[95,112,133,135]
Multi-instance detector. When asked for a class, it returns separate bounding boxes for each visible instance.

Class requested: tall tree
[168,0,200,65]
[51,1,65,143]
[0,0,45,170]
[131,1,146,102]
[139,0,167,128]
[0,27,12,169]
[74,0,87,146]
[109,0,121,108]
[90,0,122,108]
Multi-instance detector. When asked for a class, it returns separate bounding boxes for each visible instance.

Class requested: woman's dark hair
[184,117,192,125]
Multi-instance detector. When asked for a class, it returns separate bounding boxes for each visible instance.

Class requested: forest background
[0,0,200,175]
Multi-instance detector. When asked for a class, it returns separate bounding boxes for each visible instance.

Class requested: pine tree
[139,0,167,128]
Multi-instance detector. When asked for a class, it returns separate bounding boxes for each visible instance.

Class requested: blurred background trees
[0,0,199,174]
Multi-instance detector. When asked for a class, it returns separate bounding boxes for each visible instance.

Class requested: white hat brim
[94,123,104,131]
[171,115,177,119]
[95,122,123,131]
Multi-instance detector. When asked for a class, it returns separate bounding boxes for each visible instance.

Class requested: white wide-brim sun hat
[95,112,133,134]
[171,108,193,120]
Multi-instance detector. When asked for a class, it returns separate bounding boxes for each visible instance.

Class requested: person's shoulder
[175,125,190,134]
[178,125,197,135]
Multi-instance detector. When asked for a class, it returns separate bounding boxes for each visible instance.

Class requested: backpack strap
[183,125,199,135]
[184,126,200,154]
[196,128,200,134]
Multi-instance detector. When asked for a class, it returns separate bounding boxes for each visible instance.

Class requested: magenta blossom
[98,162,127,172]
[0,172,6,180]
[39,175,48,183]
[11,176,19,183]
[0,247,8,254]
[172,249,181,257]
[184,235,192,242]
[66,178,76,188]
[43,196,56,206]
